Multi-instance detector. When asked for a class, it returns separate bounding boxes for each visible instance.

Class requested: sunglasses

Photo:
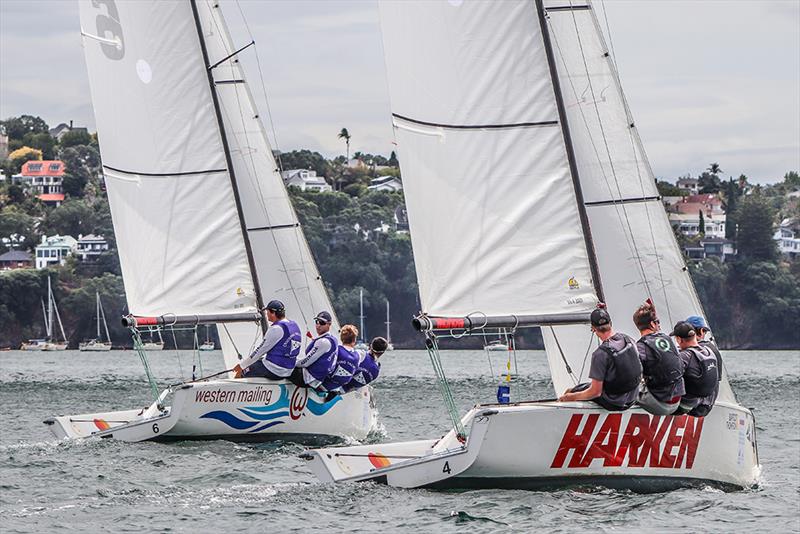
[315,319,329,325]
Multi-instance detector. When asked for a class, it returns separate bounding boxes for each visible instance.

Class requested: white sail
[541,1,734,402]
[378,0,599,318]
[79,0,256,319]
[194,0,338,367]
[80,0,337,369]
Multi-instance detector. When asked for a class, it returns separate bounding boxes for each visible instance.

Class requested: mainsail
[380,0,734,401]
[80,0,336,368]
[378,0,600,320]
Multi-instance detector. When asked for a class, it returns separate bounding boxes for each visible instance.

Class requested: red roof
[21,160,65,177]
[684,194,721,205]
[39,193,65,202]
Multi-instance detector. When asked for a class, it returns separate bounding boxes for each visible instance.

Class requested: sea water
[0,349,798,533]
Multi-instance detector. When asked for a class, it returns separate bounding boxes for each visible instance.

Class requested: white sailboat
[79,291,113,351]
[45,0,375,443]
[384,300,394,351]
[305,0,759,490]
[355,288,369,352]
[199,325,216,351]
[141,329,165,351]
[21,276,68,351]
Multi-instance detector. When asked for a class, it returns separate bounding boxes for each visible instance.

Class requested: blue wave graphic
[306,393,342,416]
[199,411,259,430]
[238,385,290,413]
[249,420,285,433]
[238,408,289,421]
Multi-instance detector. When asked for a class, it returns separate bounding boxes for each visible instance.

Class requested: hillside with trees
[1,114,798,349]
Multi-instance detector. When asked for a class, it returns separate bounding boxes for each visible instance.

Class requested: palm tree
[338,128,351,162]
[707,162,722,175]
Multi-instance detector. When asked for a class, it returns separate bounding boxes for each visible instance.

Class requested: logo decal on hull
[550,414,704,470]
[199,385,343,433]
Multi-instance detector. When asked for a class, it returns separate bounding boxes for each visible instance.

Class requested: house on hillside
[669,212,726,239]
[49,121,88,141]
[683,238,735,262]
[34,235,77,269]
[669,194,724,216]
[676,177,699,195]
[774,218,800,259]
[76,234,109,262]
[394,205,409,233]
[281,169,332,192]
[0,250,33,270]
[19,160,66,206]
[368,175,403,192]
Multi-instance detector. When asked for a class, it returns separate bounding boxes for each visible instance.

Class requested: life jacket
[264,319,302,376]
[683,345,718,397]
[304,333,339,383]
[600,335,643,395]
[345,352,381,392]
[699,339,723,380]
[639,333,684,389]
[321,345,360,392]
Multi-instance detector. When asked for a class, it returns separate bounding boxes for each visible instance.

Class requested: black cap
[264,299,285,313]
[314,311,332,324]
[590,307,611,327]
[370,337,389,354]
[670,321,696,339]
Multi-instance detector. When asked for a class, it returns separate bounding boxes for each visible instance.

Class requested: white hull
[142,342,164,351]
[306,400,760,491]
[21,341,68,351]
[79,340,113,352]
[484,343,509,352]
[198,342,215,351]
[45,378,377,443]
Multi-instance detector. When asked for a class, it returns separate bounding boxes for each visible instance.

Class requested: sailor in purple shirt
[233,300,301,380]
[343,336,388,393]
[294,311,339,390]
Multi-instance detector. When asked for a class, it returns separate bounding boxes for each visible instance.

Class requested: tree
[388,151,398,167]
[656,180,685,197]
[41,199,97,238]
[21,132,56,159]
[785,171,800,188]
[698,209,705,236]
[698,171,721,194]
[62,171,88,198]
[734,193,778,260]
[0,206,39,253]
[8,146,43,174]
[59,130,93,148]
[707,162,723,175]
[720,177,743,240]
[338,128,351,161]
[0,115,49,141]
[276,149,331,178]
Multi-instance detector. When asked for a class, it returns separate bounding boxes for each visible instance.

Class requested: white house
[281,169,332,192]
[773,218,800,259]
[76,234,109,262]
[35,235,77,269]
[676,177,699,195]
[368,175,403,192]
[669,212,726,239]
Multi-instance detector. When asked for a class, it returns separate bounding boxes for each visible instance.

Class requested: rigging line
[597,0,619,68]
[207,5,312,327]
[169,326,185,379]
[577,328,596,382]
[548,15,642,279]
[549,326,578,385]
[566,0,653,298]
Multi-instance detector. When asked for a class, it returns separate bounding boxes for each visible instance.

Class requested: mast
[41,299,49,338]
[385,300,391,342]
[189,0,266,333]
[359,289,366,340]
[96,291,101,339]
[47,276,53,341]
[535,0,605,303]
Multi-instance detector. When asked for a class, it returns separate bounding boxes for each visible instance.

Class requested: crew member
[319,324,361,399]
[233,300,301,380]
[343,336,387,393]
[558,306,642,411]
[671,321,719,417]
[686,315,724,382]
[633,302,685,415]
[293,311,338,390]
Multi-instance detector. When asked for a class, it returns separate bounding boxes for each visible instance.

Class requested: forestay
[378,0,599,318]
[541,0,734,402]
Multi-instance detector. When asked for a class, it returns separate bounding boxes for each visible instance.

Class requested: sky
[1,0,798,184]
